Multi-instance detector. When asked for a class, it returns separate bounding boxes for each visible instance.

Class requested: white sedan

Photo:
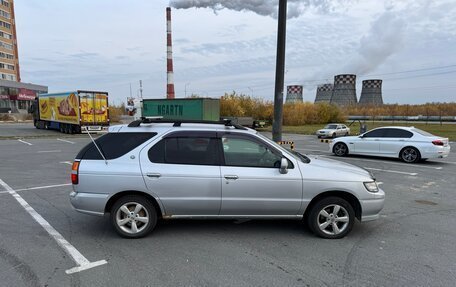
[316,124,350,138]
[329,126,451,163]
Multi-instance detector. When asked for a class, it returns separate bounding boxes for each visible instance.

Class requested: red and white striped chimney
[166,7,175,99]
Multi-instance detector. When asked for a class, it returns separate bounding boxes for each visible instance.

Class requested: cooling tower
[314,84,333,103]
[359,79,383,105]
[285,85,303,103]
[330,74,357,106]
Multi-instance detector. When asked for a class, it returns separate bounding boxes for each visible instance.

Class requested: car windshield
[324,124,338,129]
[255,133,310,163]
[411,128,435,137]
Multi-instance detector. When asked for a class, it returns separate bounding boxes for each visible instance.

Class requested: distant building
[0,0,20,82]
[0,79,48,113]
[0,0,48,113]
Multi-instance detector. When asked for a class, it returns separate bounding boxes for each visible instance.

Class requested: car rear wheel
[400,147,420,163]
[332,133,336,138]
[307,197,355,239]
[111,195,157,238]
[333,142,348,156]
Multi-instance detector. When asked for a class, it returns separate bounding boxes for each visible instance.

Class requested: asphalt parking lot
[1,123,456,286]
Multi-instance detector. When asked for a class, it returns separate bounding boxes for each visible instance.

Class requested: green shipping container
[142,98,220,121]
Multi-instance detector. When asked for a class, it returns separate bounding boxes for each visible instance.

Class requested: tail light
[432,140,444,146]
[71,161,80,184]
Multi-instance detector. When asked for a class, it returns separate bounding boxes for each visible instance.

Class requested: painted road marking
[0,179,107,274]
[319,155,443,170]
[57,138,75,144]
[37,150,62,153]
[14,183,72,192]
[364,167,417,176]
[17,139,32,146]
[60,161,73,165]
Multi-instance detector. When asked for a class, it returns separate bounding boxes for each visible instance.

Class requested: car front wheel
[333,142,348,156]
[111,195,157,238]
[307,197,355,239]
[400,147,420,163]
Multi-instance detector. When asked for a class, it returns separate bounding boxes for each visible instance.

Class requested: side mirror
[279,158,288,174]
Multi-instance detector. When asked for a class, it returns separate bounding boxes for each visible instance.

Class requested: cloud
[169,0,353,18]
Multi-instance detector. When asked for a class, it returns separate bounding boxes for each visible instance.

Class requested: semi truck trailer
[30,91,109,134]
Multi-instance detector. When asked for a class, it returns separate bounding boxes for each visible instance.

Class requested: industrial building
[359,79,383,105]
[330,74,358,106]
[314,84,333,103]
[285,85,303,103]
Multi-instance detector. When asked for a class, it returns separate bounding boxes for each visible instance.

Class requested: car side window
[363,129,385,138]
[383,128,413,138]
[148,137,220,166]
[221,136,282,168]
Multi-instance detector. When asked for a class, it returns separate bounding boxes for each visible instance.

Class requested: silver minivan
[70,119,385,239]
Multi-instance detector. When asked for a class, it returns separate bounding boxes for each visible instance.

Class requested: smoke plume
[169,0,350,18]
[344,8,406,75]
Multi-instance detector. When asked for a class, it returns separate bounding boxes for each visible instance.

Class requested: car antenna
[84,126,108,165]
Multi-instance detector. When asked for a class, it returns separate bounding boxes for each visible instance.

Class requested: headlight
[364,181,379,193]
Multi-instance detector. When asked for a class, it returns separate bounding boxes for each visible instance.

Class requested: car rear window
[411,128,435,137]
[76,132,156,160]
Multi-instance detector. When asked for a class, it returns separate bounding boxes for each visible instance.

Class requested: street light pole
[272,0,287,142]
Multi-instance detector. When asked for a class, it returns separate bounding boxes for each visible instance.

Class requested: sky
[14,0,456,105]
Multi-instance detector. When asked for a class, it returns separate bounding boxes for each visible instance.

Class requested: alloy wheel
[317,204,349,236]
[115,202,150,234]
[402,148,418,163]
[334,143,347,156]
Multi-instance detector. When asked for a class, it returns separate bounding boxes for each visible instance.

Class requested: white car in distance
[330,126,451,163]
[317,124,350,138]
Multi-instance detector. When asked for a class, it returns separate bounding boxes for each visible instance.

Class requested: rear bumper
[69,191,108,216]
[360,189,385,222]
[421,145,451,159]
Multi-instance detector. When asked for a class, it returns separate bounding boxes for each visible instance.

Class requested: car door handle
[146,173,161,178]
[224,175,239,180]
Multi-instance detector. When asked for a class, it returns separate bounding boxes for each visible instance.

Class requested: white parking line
[57,138,75,144]
[364,167,417,176]
[14,183,72,192]
[0,179,107,274]
[17,139,32,146]
[60,161,73,165]
[37,150,62,153]
[319,155,443,170]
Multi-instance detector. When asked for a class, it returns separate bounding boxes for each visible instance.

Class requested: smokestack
[359,79,383,105]
[314,84,333,103]
[285,85,303,103]
[166,7,175,99]
[330,74,357,106]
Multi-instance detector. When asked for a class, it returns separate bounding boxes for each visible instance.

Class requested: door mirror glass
[279,157,288,174]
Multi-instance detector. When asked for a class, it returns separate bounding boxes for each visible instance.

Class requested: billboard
[39,92,80,125]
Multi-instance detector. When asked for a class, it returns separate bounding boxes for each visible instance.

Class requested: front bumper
[69,191,109,216]
[360,188,385,222]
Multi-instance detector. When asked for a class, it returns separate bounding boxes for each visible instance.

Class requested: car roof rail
[127,117,248,130]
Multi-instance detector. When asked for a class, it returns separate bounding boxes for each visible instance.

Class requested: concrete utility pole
[272,0,287,142]
[139,80,143,99]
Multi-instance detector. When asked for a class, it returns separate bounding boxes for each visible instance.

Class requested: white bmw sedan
[329,126,451,163]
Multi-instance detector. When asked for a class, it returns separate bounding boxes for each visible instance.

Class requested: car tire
[110,195,157,238]
[400,147,421,163]
[332,133,336,138]
[333,142,348,157]
[307,197,355,239]
[345,132,349,136]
